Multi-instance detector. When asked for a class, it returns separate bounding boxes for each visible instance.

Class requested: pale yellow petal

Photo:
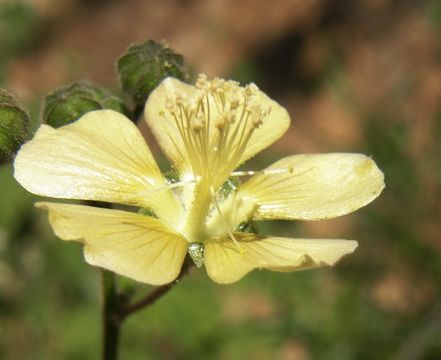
[238,153,385,221]
[205,233,357,284]
[14,109,182,223]
[144,77,290,188]
[236,89,290,166]
[144,77,196,175]
[36,202,188,285]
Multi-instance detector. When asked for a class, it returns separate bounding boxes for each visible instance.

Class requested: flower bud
[0,89,29,164]
[117,40,188,105]
[42,81,129,128]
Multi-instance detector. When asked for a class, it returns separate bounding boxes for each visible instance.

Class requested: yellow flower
[13,75,384,285]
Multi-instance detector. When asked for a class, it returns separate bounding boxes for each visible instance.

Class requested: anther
[176,93,187,106]
[252,117,263,128]
[165,96,177,114]
[216,111,234,130]
[165,96,173,109]
[188,99,198,113]
[192,114,204,132]
[230,98,240,110]
[244,83,259,97]
[196,74,208,89]
[265,106,272,116]
[250,105,264,128]
[215,116,226,130]
[210,77,225,93]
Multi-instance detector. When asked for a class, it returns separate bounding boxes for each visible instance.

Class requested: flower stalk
[102,270,121,360]
[101,259,192,359]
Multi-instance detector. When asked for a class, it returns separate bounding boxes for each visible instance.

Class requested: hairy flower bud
[42,81,128,128]
[0,89,29,164]
[117,40,188,105]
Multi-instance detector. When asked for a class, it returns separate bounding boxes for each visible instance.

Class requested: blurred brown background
[1,0,441,359]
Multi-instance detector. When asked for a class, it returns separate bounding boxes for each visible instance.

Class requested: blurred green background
[1,0,441,359]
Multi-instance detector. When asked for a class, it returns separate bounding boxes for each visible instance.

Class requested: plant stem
[132,103,144,123]
[119,280,176,320]
[102,270,121,360]
[118,260,193,321]
[101,261,192,360]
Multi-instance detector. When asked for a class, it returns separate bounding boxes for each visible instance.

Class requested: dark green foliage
[0,2,39,81]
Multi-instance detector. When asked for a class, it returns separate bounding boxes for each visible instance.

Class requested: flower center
[161,74,272,190]
[159,75,273,248]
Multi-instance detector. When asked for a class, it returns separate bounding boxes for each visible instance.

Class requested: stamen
[215,114,226,130]
[244,83,259,97]
[230,97,240,110]
[165,96,177,114]
[196,74,208,89]
[163,75,275,188]
[231,170,257,177]
[175,94,187,106]
[133,177,201,196]
[231,167,294,177]
[210,187,244,254]
[192,114,204,132]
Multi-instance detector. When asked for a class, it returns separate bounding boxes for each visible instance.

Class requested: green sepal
[0,89,29,164]
[188,242,205,268]
[138,207,157,218]
[42,81,129,128]
[117,40,188,105]
[163,168,179,184]
[236,221,258,234]
[218,176,241,202]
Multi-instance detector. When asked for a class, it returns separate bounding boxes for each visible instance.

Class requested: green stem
[102,270,121,360]
[100,261,192,360]
[118,261,192,320]
[119,282,176,319]
[132,103,144,123]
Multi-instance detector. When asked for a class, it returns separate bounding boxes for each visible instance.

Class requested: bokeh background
[1,0,441,359]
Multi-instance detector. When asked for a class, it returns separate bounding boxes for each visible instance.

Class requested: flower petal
[144,77,196,175]
[238,153,385,221]
[237,89,290,167]
[205,233,357,284]
[144,77,290,187]
[36,202,188,285]
[14,109,182,222]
